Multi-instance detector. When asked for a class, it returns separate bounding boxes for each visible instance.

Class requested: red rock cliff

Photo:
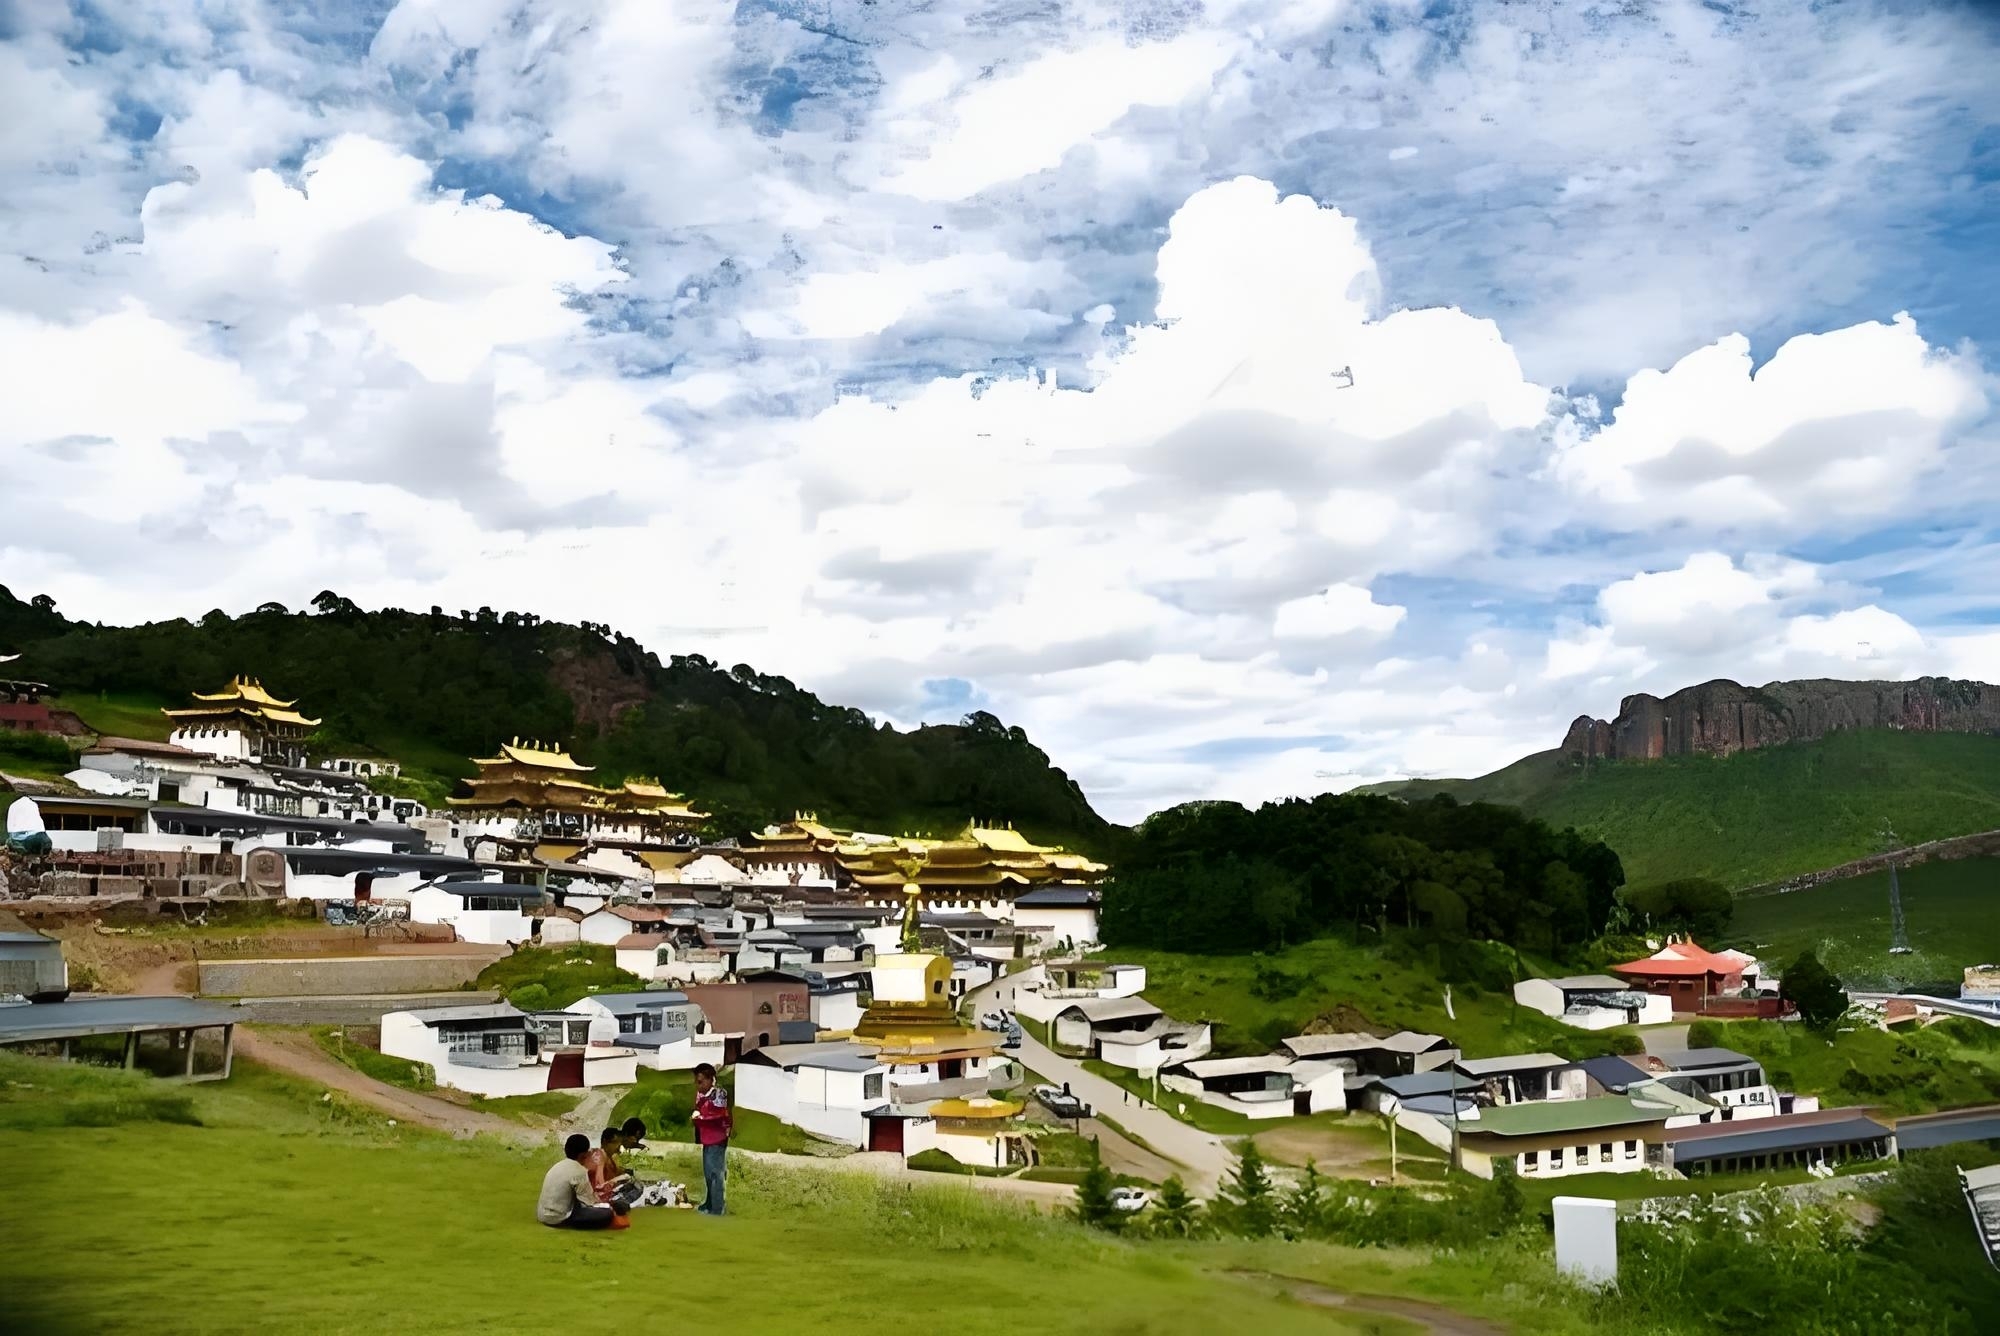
[1560,677,2000,761]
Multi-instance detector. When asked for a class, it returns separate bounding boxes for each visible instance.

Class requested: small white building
[1514,975,1674,1030]
[378,1002,636,1097]
[565,991,724,1072]
[736,1041,890,1146]
[407,880,539,946]
[581,903,671,946]
[1051,996,1165,1054]
[1009,886,1100,948]
[1162,1053,1301,1120]
[670,853,751,885]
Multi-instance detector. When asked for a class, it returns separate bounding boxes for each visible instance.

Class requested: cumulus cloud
[4,2,1999,823]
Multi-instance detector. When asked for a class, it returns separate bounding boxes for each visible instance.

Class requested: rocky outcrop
[1560,677,2000,762]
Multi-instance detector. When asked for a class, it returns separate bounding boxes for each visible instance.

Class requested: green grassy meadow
[1728,856,2000,989]
[0,1052,1463,1336]
[47,688,179,741]
[1377,730,2000,888]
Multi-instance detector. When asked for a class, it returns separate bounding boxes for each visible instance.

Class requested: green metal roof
[1466,1095,1676,1138]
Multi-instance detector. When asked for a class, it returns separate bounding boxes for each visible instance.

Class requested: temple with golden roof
[164,676,321,765]
[447,738,708,839]
[740,814,1106,908]
[852,874,1027,1166]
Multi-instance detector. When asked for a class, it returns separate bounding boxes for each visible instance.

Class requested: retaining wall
[198,953,500,997]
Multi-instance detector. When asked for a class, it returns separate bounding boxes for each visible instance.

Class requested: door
[868,1117,904,1154]
[547,1051,585,1090]
[1294,1091,1313,1116]
[940,1058,964,1080]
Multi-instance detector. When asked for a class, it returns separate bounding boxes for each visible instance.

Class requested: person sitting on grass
[691,1062,732,1216]
[538,1133,627,1230]
[584,1126,639,1210]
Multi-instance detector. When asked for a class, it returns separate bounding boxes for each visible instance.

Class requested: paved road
[970,976,1237,1193]
[1641,1024,1690,1056]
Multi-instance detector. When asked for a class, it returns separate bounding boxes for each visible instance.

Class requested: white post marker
[1552,1196,1618,1287]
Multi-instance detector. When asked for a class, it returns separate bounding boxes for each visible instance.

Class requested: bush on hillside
[1104,795,1623,957]
[909,1149,974,1176]
[1620,877,1734,939]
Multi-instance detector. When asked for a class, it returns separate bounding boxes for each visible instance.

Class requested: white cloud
[1555,315,1986,529]
[880,34,1236,202]
[6,3,2000,825]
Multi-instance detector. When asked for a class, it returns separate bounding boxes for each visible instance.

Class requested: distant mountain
[1362,677,2000,890]
[0,587,1115,852]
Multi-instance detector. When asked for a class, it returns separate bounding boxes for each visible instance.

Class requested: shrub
[507,983,552,1011]
[1686,1020,1726,1049]
[908,1149,973,1176]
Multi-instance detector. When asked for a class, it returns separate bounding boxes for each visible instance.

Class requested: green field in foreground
[1728,856,2000,989]
[7,1052,1999,1335]
[1374,730,2000,889]
[0,1056,1431,1336]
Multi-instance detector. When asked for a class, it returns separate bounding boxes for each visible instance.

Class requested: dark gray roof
[1663,1048,1761,1073]
[572,991,691,1012]
[423,879,543,900]
[280,847,480,877]
[0,932,58,945]
[1670,1116,1891,1163]
[1896,1112,2000,1152]
[777,1019,821,1043]
[1575,1056,1651,1091]
[1375,1071,1482,1099]
[0,996,237,1042]
[1012,887,1100,907]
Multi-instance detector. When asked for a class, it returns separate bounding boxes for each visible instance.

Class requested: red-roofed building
[1611,939,1744,1012]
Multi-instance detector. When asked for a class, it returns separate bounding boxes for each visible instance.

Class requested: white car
[1110,1187,1151,1213]
[1031,1083,1062,1101]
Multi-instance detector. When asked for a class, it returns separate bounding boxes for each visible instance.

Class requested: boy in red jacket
[691,1063,731,1216]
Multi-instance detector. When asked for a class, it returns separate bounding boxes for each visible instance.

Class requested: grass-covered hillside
[1369,729,2000,888]
[0,585,1113,849]
[1728,856,2000,989]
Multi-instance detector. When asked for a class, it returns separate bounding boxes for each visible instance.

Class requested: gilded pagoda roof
[165,676,320,728]
[747,816,1106,887]
[192,676,296,708]
[468,739,594,773]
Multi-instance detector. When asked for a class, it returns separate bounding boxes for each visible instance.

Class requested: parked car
[1037,1090,1089,1120]
[1031,1083,1062,1101]
[1110,1187,1151,1213]
[1000,1025,1023,1050]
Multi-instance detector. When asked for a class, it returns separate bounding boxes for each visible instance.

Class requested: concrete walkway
[971,976,1237,1194]
[1641,1024,1690,1056]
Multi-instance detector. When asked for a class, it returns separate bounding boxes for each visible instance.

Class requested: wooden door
[547,1051,585,1090]
[868,1117,904,1154]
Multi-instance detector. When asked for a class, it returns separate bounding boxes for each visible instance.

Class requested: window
[1522,1151,1538,1172]
[863,1073,884,1100]
[1550,1147,1564,1168]
[1624,1140,1639,1158]
[1600,1142,1613,1162]
[1578,1145,1593,1165]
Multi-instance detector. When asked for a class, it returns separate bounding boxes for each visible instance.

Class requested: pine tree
[1218,1140,1278,1237]
[1072,1140,1124,1232]
[1282,1158,1328,1239]
[1152,1175,1203,1239]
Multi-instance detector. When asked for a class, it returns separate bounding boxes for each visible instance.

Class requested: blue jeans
[700,1141,727,1215]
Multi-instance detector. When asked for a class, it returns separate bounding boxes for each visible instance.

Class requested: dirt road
[234,1029,1079,1207]
[1232,1272,1508,1336]
[232,1027,527,1139]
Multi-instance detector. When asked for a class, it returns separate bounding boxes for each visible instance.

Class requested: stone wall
[198,952,500,998]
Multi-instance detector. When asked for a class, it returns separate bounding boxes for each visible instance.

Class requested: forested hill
[0,587,1113,849]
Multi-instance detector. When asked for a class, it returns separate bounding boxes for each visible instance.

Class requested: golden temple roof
[191,676,295,708]
[165,676,320,729]
[746,816,1107,888]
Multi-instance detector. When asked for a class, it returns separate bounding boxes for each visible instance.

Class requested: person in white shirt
[537,1133,625,1229]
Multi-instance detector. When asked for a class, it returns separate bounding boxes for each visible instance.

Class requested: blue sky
[3,0,1998,820]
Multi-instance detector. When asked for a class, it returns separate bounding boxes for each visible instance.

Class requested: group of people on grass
[536,1062,733,1230]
